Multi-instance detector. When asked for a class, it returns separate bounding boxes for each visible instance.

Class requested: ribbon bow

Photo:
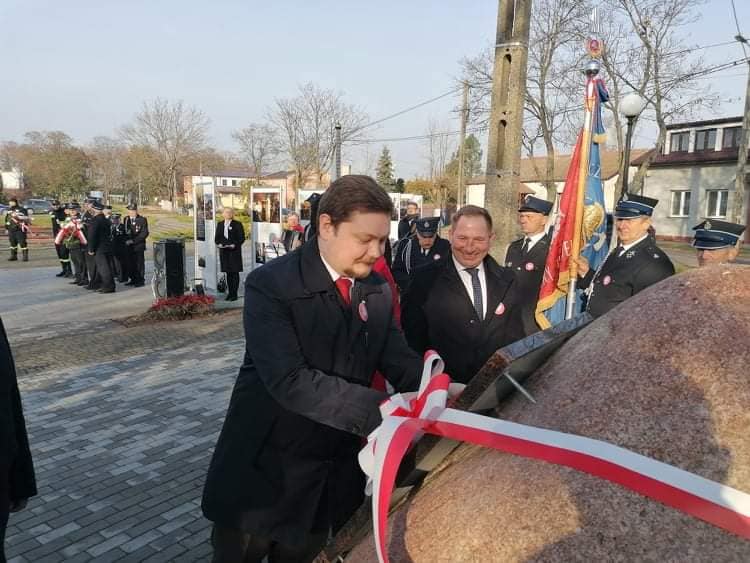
[359,352,750,563]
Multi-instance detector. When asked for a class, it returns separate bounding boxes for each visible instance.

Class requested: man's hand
[125,240,133,245]
[572,255,590,277]
[9,498,28,512]
[228,244,235,249]
[87,251,95,256]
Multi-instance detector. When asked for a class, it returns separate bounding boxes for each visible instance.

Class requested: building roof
[185,167,256,179]
[632,146,749,167]
[466,148,648,185]
[666,116,743,130]
[261,170,291,180]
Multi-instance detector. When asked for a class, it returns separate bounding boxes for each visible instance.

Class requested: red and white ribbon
[359,352,750,563]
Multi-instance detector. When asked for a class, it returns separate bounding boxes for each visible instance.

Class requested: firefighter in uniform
[124,203,149,287]
[50,200,72,277]
[81,199,96,288]
[87,201,116,293]
[110,212,128,282]
[504,195,553,332]
[56,203,88,285]
[573,194,675,318]
[392,216,450,295]
[5,198,30,262]
[692,219,745,267]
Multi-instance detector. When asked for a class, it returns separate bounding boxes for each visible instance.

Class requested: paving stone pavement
[5,337,244,562]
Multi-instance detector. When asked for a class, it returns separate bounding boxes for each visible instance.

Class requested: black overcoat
[201,239,422,547]
[392,235,451,295]
[124,215,149,252]
[577,236,675,318]
[401,255,528,385]
[0,316,37,505]
[87,214,113,255]
[214,220,245,273]
[505,233,551,332]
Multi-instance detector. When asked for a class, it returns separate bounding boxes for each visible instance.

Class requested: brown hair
[317,175,393,228]
[452,205,493,230]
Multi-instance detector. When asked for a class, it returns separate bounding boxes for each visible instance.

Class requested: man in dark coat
[214,207,245,301]
[124,203,149,287]
[504,195,553,333]
[392,216,450,295]
[397,200,419,240]
[202,175,422,562]
[1,316,37,561]
[86,201,116,294]
[573,194,674,318]
[402,205,528,385]
[81,200,98,289]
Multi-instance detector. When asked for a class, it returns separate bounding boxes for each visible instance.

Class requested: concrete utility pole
[333,124,342,182]
[484,0,533,257]
[457,81,469,207]
[732,43,750,242]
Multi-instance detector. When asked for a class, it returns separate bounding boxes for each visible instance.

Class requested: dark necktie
[335,277,352,306]
[521,237,531,254]
[465,268,484,321]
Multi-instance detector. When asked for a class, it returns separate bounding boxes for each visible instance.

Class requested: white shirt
[320,253,354,295]
[523,230,546,252]
[453,255,488,318]
[618,233,649,256]
[223,221,230,240]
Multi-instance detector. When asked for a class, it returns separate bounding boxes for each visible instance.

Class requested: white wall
[1,169,23,191]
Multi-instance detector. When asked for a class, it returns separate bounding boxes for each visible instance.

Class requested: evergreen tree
[376,145,395,189]
[444,134,483,179]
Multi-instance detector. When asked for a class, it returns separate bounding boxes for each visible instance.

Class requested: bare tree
[88,136,127,200]
[424,117,453,183]
[120,98,210,207]
[270,83,368,203]
[232,124,281,185]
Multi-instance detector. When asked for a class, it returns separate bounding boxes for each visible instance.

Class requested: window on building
[706,189,728,218]
[232,179,238,187]
[694,128,716,151]
[670,190,691,217]
[669,131,689,153]
[722,126,743,149]
[222,179,228,186]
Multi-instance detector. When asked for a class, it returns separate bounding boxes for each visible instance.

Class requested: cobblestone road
[2,262,247,561]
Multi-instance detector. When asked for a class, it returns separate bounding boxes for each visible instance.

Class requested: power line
[353,88,461,133]
[729,0,749,59]
[346,126,488,145]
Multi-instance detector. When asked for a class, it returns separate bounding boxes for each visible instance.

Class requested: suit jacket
[505,233,551,332]
[87,214,113,255]
[577,236,675,318]
[0,316,36,504]
[392,235,451,295]
[124,215,149,252]
[214,220,245,273]
[202,239,422,547]
[401,255,528,385]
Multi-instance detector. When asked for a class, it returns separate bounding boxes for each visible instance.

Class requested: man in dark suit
[392,216,451,295]
[214,207,246,301]
[397,200,419,240]
[401,205,528,385]
[1,316,37,562]
[202,175,422,563]
[573,194,675,318]
[505,196,553,333]
[86,201,116,294]
[124,203,149,287]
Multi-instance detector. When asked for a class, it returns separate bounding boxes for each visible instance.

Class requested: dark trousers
[95,252,115,291]
[127,250,145,284]
[85,252,99,288]
[8,231,27,251]
[227,272,240,299]
[69,247,86,282]
[1,464,9,563]
[210,524,327,563]
[55,243,69,263]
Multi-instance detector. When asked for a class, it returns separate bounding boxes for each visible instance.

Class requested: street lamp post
[619,92,648,198]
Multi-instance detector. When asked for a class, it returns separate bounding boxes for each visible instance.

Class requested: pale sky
[1,0,748,178]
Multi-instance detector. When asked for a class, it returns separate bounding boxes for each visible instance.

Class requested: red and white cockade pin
[602,275,612,286]
[495,302,506,315]
[525,262,535,271]
[358,301,369,322]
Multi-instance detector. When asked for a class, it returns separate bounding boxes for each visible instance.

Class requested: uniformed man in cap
[124,203,149,287]
[505,195,553,331]
[573,194,674,318]
[49,200,72,277]
[692,219,745,266]
[302,193,322,243]
[87,201,116,293]
[392,216,450,295]
[4,198,30,262]
[81,199,98,289]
